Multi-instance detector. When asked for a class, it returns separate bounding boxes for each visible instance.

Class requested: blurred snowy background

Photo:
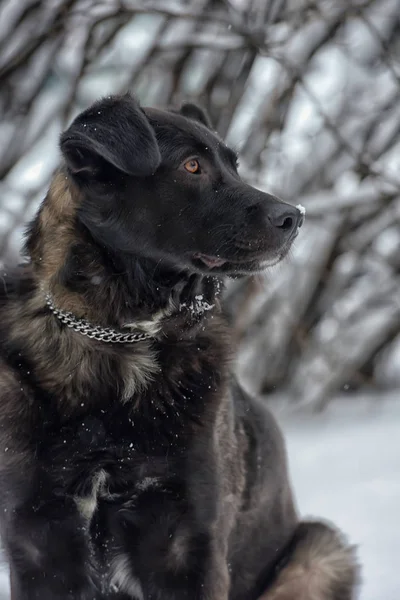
[0,0,399,598]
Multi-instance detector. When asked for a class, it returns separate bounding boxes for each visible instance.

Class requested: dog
[0,94,358,600]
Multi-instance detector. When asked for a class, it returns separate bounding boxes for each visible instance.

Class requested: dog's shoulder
[229,378,293,507]
[0,263,38,414]
[0,263,35,309]
[231,378,286,452]
[0,263,36,359]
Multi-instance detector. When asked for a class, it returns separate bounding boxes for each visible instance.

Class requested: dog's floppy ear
[179,103,212,129]
[60,94,161,178]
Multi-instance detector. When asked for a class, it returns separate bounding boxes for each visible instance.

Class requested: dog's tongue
[195,254,227,268]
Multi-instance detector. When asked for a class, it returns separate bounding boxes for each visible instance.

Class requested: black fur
[0,94,357,600]
[60,93,161,177]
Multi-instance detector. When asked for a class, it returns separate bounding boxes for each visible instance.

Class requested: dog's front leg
[203,556,230,600]
[179,543,230,600]
[154,558,230,600]
[122,526,230,600]
[3,489,97,600]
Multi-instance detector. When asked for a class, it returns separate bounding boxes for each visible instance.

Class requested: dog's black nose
[267,204,303,237]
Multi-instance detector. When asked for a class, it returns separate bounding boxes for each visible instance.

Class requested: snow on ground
[276,393,400,600]
[0,394,398,599]
[0,571,7,600]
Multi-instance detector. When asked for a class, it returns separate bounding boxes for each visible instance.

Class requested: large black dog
[0,94,358,600]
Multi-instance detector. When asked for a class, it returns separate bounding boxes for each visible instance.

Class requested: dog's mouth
[191,228,300,274]
[191,246,291,275]
[193,254,228,269]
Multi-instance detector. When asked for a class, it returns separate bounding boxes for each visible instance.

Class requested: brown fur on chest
[4,297,157,409]
[1,274,229,413]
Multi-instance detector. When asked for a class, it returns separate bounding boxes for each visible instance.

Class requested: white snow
[295,203,306,216]
[275,393,400,600]
[0,394,398,598]
[136,477,160,492]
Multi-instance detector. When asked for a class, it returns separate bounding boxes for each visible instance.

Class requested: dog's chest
[42,411,194,596]
[43,410,185,498]
[84,465,170,592]
[83,457,195,599]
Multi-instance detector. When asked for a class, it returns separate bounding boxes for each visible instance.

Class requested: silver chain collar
[45,293,153,344]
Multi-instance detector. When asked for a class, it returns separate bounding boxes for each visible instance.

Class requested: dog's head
[60,94,303,277]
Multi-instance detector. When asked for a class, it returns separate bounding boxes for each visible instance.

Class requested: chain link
[45,293,153,344]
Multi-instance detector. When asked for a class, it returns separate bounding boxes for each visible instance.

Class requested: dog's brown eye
[184,159,200,174]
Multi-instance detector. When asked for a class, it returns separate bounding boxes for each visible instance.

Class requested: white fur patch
[121,346,159,402]
[74,469,107,522]
[123,308,167,336]
[109,554,144,600]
